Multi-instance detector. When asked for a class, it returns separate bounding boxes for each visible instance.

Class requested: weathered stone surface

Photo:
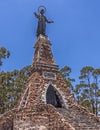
[0,35,100,130]
[0,105,74,130]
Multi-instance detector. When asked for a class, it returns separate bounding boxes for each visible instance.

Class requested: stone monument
[0,6,100,130]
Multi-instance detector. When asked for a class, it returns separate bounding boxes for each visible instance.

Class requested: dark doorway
[46,85,62,108]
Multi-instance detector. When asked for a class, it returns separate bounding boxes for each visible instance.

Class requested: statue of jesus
[34,7,54,37]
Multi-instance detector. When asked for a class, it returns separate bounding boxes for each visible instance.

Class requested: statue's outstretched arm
[34,12,40,19]
[45,17,54,23]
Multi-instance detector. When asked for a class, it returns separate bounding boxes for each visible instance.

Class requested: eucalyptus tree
[75,66,94,113]
[75,66,100,115]
[92,68,100,115]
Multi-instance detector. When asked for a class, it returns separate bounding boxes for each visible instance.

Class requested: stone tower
[0,10,100,130]
[18,35,70,111]
[15,35,74,129]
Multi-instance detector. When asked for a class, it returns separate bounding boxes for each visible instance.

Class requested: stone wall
[18,70,71,110]
[0,105,75,130]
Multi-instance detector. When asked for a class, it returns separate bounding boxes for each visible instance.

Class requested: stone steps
[57,108,100,130]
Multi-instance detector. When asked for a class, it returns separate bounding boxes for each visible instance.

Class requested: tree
[60,66,75,93]
[0,47,10,113]
[75,66,94,112]
[0,47,32,113]
[0,65,31,114]
[92,68,100,115]
[0,47,10,67]
[75,66,100,115]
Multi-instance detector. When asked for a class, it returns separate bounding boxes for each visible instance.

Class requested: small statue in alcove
[34,6,54,37]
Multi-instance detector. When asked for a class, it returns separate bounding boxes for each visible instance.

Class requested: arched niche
[46,85,65,108]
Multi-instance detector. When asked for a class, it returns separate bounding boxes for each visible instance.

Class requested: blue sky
[0,0,100,84]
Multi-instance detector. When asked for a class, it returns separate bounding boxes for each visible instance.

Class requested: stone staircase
[57,106,100,130]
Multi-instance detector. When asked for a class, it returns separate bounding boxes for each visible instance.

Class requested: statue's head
[38,6,46,15]
[40,9,45,14]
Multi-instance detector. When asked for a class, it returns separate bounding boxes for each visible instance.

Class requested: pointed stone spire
[32,35,58,72]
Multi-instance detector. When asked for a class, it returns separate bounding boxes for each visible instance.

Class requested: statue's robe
[35,13,51,37]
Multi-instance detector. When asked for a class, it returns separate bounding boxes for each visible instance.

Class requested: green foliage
[60,66,71,78]
[75,66,100,115]
[0,47,31,113]
[60,66,75,93]
[0,47,10,66]
[0,66,31,114]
